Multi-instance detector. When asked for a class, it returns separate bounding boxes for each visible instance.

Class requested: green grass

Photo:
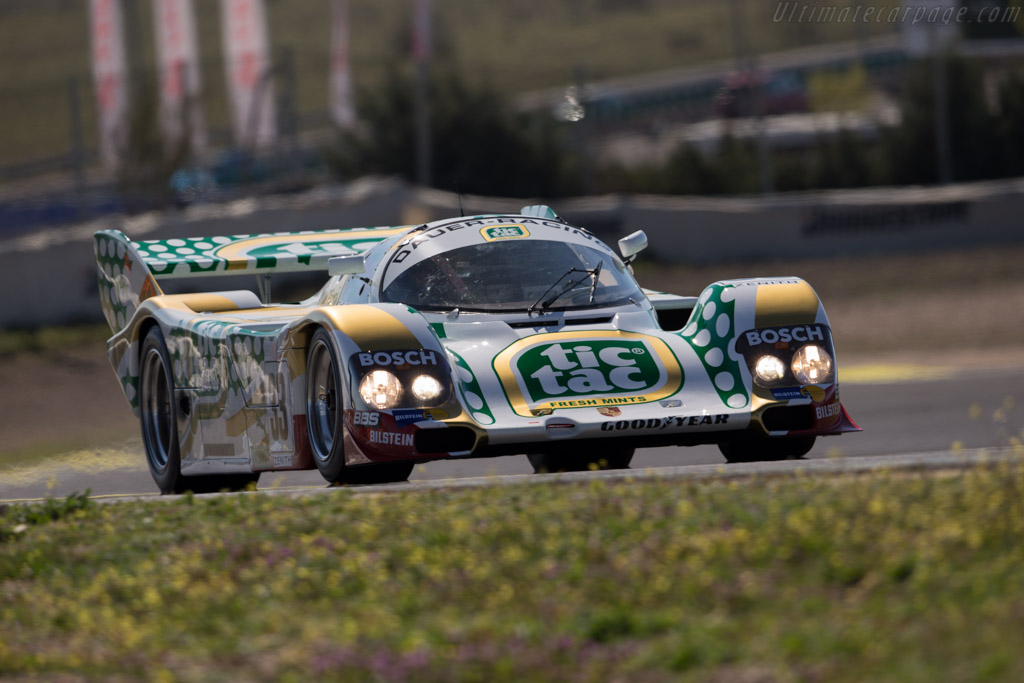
[0,0,895,169]
[0,324,109,359]
[3,465,1024,681]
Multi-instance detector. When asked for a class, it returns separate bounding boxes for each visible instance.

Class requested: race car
[94,205,859,493]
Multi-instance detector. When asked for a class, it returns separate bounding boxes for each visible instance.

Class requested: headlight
[411,374,443,401]
[754,355,787,383]
[791,345,834,384]
[359,370,403,409]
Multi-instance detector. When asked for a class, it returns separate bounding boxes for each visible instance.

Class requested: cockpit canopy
[380,236,643,313]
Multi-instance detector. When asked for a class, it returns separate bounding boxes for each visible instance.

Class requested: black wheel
[527,447,634,474]
[140,327,259,494]
[305,328,414,485]
[718,435,816,463]
[140,327,185,494]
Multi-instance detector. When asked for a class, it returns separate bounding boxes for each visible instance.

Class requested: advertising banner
[152,0,206,152]
[220,0,276,148]
[412,0,431,62]
[89,0,130,167]
[329,0,355,129]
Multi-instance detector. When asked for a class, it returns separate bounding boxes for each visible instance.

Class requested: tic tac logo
[481,224,529,241]
[517,340,661,402]
[497,332,682,415]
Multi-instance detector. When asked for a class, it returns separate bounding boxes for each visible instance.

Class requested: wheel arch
[281,320,340,411]
[286,303,446,393]
[130,315,166,392]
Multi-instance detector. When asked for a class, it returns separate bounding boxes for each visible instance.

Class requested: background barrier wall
[2,176,1022,328]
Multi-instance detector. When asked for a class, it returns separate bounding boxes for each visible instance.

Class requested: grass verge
[0,324,109,359]
[2,465,1024,681]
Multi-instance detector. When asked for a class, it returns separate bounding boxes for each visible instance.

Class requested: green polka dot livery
[447,349,495,426]
[133,227,408,279]
[678,284,749,409]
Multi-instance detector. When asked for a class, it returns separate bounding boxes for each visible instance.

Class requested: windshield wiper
[587,260,603,304]
[527,266,601,313]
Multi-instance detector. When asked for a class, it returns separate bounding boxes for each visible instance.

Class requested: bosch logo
[744,326,824,346]
[357,349,439,367]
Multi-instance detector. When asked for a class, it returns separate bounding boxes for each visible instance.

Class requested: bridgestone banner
[329,0,355,129]
[219,0,276,149]
[89,0,130,168]
[152,0,206,153]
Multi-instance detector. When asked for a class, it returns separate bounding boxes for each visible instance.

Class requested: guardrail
[2,175,1022,328]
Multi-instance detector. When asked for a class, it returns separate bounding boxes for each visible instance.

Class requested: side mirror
[328,254,366,276]
[618,230,648,263]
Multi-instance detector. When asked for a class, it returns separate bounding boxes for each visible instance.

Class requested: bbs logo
[352,411,380,427]
[516,340,663,401]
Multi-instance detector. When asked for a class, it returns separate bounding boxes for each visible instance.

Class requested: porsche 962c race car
[94,205,859,493]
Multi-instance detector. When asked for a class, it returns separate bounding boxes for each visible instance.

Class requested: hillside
[0,0,895,169]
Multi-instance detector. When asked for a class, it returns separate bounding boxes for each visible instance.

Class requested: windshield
[380,240,643,312]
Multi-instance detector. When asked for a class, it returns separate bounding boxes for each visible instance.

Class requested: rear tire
[718,435,816,463]
[139,328,260,494]
[527,447,634,474]
[305,328,414,485]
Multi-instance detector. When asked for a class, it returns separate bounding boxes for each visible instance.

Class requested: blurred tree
[660,142,718,194]
[327,68,575,198]
[995,69,1024,177]
[116,77,191,211]
[812,129,877,189]
[331,56,1022,200]
[658,133,759,195]
[771,148,815,193]
[884,55,1001,184]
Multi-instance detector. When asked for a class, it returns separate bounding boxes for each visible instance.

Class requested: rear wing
[94,225,410,333]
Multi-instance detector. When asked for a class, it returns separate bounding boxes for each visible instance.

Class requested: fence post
[278,46,300,178]
[67,75,87,220]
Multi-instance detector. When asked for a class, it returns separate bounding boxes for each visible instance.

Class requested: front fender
[290,304,466,464]
[678,277,850,435]
[299,303,445,363]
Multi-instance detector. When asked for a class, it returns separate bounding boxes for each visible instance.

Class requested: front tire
[718,435,816,463]
[527,447,634,474]
[139,328,259,494]
[305,328,414,485]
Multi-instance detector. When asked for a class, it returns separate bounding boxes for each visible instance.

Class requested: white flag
[152,0,206,153]
[329,0,355,129]
[220,0,276,149]
[89,0,130,168]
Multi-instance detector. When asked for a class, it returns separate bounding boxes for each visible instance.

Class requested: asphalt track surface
[3,362,1023,503]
